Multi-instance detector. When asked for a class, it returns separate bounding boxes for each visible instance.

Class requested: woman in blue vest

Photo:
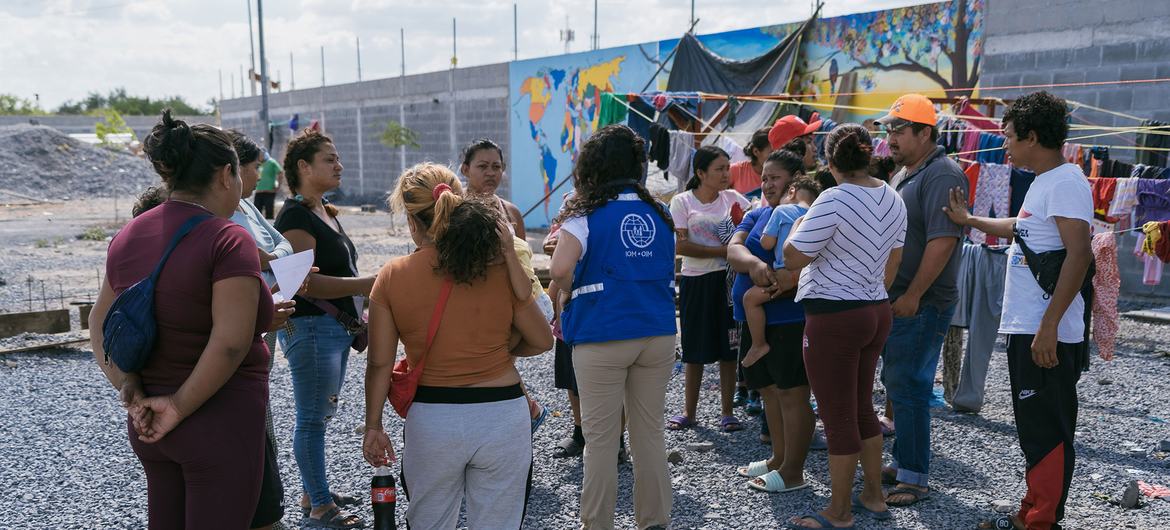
[551,125,677,530]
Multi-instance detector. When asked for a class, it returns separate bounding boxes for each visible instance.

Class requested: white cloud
[0,0,929,111]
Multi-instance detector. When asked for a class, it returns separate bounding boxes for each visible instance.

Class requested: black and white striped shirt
[788,183,907,302]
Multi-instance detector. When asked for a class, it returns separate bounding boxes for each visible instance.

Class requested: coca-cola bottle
[371,466,397,530]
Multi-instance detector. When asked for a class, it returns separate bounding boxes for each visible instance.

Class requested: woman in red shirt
[729,128,773,196]
[89,110,276,528]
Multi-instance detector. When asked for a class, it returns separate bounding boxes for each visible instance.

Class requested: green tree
[0,94,45,115]
[379,120,420,149]
[56,87,206,115]
[95,109,136,147]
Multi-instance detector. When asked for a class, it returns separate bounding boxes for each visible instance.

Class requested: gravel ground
[0,125,158,201]
[1,200,1168,529]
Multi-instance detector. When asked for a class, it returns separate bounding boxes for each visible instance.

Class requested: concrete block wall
[220,63,509,203]
[982,0,1170,162]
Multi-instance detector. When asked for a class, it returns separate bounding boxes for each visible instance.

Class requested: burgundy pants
[129,382,267,529]
[803,302,892,455]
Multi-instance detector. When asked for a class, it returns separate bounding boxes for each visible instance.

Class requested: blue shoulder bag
[103,215,212,372]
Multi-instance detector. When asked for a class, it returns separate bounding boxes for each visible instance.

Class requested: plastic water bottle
[371,466,397,530]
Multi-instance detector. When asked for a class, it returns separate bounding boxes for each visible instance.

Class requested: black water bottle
[371,466,397,530]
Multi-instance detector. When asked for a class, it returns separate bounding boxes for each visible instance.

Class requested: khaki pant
[573,335,675,530]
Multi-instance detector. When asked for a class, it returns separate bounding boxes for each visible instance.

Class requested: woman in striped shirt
[782,123,907,529]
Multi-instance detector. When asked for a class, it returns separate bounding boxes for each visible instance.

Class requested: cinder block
[1084,66,1121,84]
[1102,42,1138,63]
[1021,72,1053,88]
[1053,70,1086,86]
[1131,87,1169,111]
[1097,90,1134,112]
[1069,46,1102,67]
[1120,64,1159,82]
[1001,52,1036,71]
[1137,40,1170,62]
[1036,49,1070,70]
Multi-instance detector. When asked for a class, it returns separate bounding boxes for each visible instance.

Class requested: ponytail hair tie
[432,182,452,200]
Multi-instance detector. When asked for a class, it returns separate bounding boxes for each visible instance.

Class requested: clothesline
[625,76,1170,105]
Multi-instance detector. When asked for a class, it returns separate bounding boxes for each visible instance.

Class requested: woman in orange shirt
[362,163,553,529]
[729,128,773,196]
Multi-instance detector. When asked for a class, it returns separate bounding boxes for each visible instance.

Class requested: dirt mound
[0,124,159,201]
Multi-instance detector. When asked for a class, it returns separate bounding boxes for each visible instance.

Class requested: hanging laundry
[1136,179,1170,225]
[964,163,980,207]
[597,92,628,128]
[626,98,656,146]
[873,138,891,158]
[1062,143,1079,164]
[1135,233,1164,286]
[1009,167,1036,217]
[1136,119,1170,167]
[649,123,671,172]
[1107,178,1140,220]
[976,133,1006,164]
[969,163,1010,245]
[1142,222,1161,256]
[961,127,981,160]
[1090,232,1119,362]
[713,136,750,165]
[668,130,695,184]
[1158,221,1170,263]
[1089,177,1120,222]
[955,100,1000,131]
[949,243,1009,412]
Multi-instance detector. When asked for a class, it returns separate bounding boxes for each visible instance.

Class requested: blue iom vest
[562,191,677,345]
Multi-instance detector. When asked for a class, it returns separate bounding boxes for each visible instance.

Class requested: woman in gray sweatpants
[361,163,553,529]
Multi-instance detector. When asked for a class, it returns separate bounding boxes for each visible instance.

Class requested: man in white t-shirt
[943,91,1093,530]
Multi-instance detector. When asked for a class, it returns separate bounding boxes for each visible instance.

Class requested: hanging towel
[597,92,628,128]
[964,163,980,207]
[969,163,1010,245]
[1091,232,1119,361]
[627,98,656,146]
[668,130,695,184]
[1107,178,1140,219]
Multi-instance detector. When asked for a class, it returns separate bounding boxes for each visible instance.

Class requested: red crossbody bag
[389,277,453,418]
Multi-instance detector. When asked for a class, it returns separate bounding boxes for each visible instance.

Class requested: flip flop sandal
[530,405,549,435]
[885,485,931,507]
[786,512,853,529]
[747,470,810,493]
[737,459,770,478]
[303,506,364,529]
[300,492,361,516]
[720,415,744,432]
[851,492,892,520]
[667,414,695,430]
[552,435,585,458]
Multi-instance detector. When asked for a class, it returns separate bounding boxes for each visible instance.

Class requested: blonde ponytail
[389,162,465,239]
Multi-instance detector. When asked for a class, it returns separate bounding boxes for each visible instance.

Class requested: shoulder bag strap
[418,278,454,364]
[148,214,213,282]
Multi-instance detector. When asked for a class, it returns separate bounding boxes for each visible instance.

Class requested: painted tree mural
[802,0,983,96]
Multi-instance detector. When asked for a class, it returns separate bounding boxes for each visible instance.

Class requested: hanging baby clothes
[668,130,696,187]
[1134,232,1164,286]
[1091,232,1119,362]
[968,163,1010,245]
[1142,222,1162,256]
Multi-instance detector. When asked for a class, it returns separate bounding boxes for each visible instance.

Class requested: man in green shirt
[254,153,283,219]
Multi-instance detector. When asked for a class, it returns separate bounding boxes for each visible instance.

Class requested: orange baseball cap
[876,94,937,128]
[768,114,821,149]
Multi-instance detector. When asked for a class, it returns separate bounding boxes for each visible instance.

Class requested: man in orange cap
[875,93,969,508]
[769,114,821,172]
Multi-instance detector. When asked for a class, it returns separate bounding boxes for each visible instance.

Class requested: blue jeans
[277,315,354,508]
[881,303,956,488]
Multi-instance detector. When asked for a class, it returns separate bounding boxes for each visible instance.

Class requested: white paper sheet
[270,249,314,302]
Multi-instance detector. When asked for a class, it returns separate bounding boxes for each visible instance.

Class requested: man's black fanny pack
[1012,223,1095,299]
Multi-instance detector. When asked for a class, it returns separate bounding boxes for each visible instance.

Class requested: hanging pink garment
[1091,232,1119,361]
[1135,233,1164,285]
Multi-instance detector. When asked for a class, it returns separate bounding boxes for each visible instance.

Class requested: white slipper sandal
[748,470,811,493]
[737,459,770,478]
